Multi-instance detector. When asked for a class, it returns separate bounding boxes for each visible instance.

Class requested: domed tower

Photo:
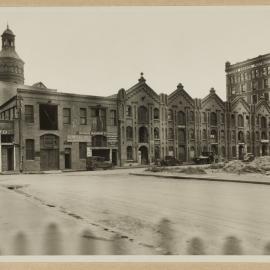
[0,25,24,84]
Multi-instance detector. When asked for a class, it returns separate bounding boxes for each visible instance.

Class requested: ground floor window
[127,146,133,160]
[79,142,87,159]
[26,139,35,160]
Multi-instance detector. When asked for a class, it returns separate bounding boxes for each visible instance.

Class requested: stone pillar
[109,148,112,162]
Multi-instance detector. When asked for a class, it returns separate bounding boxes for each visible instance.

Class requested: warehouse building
[0,26,270,172]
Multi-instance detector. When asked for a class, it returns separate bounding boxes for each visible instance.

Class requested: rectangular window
[264,92,269,101]
[264,78,269,89]
[25,139,35,160]
[25,105,34,123]
[79,142,87,159]
[80,108,87,125]
[63,108,71,124]
[110,110,117,126]
[263,67,267,76]
[253,95,257,104]
[39,104,58,130]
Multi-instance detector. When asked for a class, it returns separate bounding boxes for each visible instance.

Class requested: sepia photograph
[0,5,270,257]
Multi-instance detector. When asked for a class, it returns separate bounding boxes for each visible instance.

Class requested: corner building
[0,26,269,172]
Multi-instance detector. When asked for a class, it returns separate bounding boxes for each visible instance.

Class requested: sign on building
[67,135,91,142]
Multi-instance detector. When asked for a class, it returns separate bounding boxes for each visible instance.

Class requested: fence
[1,218,270,255]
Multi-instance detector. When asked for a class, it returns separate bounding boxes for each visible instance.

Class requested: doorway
[178,145,186,162]
[139,146,149,164]
[238,145,245,160]
[7,147,14,171]
[64,148,71,169]
[112,149,117,165]
[40,134,59,171]
[262,144,268,156]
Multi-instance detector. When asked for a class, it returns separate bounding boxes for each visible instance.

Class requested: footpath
[130,170,270,185]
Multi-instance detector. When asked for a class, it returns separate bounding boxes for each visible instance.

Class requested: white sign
[87,147,92,157]
[67,135,91,142]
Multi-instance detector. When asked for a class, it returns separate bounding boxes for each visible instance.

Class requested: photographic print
[0,5,269,258]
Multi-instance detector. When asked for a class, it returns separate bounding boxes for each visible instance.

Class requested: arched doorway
[262,144,268,156]
[40,134,59,171]
[139,146,149,165]
[238,145,245,160]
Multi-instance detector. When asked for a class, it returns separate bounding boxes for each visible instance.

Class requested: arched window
[231,114,236,127]
[202,112,207,123]
[138,106,148,123]
[126,126,133,140]
[168,109,173,121]
[177,111,185,125]
[238,114,244,127]
[256,131,260,141]
[139,126,148,143]
[210,129,217,142]
[190,111,195,122]
[92,135,107,147]
[221,113,225,124]
[189,129,195,140]
[154,127,160,139]
[178,129,185,143]
[246,131,250,141]
[154,108,159,120]
[210,112,217,126]
[261,116,267,128]
[127,146,133,160]
[238,131,244,142]
[232,130,236,140]
[168,128,174,139]
[202,129,207,140]
[126,105,132,117]
[262,131,267,140]
[220,130,225,140]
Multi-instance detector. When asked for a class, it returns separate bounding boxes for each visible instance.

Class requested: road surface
[1,168,270,255]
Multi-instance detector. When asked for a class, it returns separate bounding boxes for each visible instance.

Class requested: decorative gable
[168,83,194,108]
[201,88,225,111]
[256,99,270,115]
[231,97,250,113]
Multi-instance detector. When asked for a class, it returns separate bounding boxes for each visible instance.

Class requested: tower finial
[7,22,9,29]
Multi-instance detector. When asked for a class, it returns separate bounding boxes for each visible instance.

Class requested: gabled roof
[168,83,194,107]
[231,96,250,113]
[125,74,160,103]
[256,98,270,114]
[201,88,225,110]
[32,82,47,89]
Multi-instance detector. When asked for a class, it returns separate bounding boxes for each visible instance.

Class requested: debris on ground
[221,156,270,174]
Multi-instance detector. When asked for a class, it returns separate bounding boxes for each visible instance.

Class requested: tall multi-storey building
[0,26,269,172]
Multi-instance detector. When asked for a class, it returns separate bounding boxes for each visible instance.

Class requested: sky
[0,6,269,100]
